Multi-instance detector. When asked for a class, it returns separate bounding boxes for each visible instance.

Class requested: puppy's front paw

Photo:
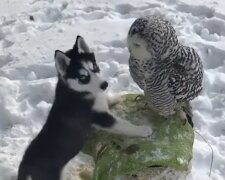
[107,92,127,106]
[137,126,153,137]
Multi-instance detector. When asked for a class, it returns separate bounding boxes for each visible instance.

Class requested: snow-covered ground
[0,0,225,179]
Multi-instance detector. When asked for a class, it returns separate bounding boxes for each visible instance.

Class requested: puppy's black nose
[100,81,108,90]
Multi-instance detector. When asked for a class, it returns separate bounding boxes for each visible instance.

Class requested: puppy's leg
[107,91,127,107]
[92,111,152,137]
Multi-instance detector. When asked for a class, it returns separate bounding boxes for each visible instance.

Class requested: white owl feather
[127,15,203,124]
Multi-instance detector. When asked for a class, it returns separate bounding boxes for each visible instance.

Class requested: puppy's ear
[54,50,70,76]
[73,35,91,53]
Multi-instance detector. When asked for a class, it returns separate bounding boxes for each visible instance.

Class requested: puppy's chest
[92,93,108,112]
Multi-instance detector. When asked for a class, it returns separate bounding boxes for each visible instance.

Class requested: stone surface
[82,94,194,180]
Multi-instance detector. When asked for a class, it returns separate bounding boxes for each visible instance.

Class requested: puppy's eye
[78,74,90,84]
[79,69,88,76]
[79,75,87,80]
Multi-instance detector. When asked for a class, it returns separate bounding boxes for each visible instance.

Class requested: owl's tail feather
[182,101,193,127]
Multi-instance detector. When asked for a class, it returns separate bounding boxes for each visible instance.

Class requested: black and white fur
[17,36,152,180]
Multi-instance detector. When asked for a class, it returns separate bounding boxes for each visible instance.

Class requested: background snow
[0,0,225,180]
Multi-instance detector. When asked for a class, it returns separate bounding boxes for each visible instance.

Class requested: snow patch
[0,0,225,179]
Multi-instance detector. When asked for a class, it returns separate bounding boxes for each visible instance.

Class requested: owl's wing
[169,46,203,102]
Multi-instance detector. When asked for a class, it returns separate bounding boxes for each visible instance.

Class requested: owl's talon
[144,103,148,109]
[134,95,143,102]
[138,103,148,110]
[183,118,187,125]
[178,110,194,127]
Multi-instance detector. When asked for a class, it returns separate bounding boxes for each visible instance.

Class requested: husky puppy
[17,36,152,180]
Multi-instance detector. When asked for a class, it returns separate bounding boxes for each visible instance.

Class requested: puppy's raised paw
[107,91,128,106]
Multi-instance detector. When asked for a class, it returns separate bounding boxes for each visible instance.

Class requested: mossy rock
[82,94,194,180]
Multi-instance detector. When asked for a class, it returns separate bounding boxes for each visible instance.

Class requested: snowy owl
[127,15,203,125]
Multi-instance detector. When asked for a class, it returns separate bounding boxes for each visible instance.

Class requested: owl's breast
[129,57,155,89]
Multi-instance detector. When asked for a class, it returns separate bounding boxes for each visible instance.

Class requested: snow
[0,0,225,180]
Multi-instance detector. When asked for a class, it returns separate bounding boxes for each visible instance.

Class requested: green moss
[82,94,194,180]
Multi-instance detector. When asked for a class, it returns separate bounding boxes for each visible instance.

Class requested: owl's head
[127,15,179,62]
